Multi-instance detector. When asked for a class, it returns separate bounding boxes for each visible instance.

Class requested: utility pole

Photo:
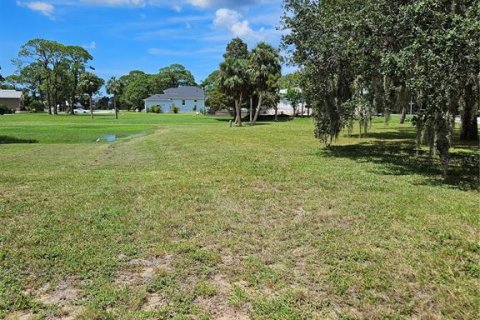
[250,96,253,124]
[409,98,414,114]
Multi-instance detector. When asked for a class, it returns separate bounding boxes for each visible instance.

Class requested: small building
[259,88,308,117]
[0,90,23,111]
[144,86,205,113]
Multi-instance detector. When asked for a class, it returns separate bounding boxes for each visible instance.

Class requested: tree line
[0,39,198,117]
[282,0,479,177]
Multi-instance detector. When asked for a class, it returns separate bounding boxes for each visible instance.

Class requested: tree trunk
[399,106,407,124]
[435,111,451,179]
[234,95,242,126]
[69,101,75,115]
[251,93,263,125]
[460,81,479,141]
[383,76,393,125]
[398,85,408,124]
[90,95,94,119]
[47,92,52,115]
[447,94,458,143]
[114,96,118,120]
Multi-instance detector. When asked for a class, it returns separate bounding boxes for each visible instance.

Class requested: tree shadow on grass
[321,140,479,191]
[347,127,417,140]
[213,118,272,126]
[0,136,38,144]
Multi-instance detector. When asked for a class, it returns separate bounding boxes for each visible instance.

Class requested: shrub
[171,105,180,114]
[28,101,45,113]
[150,105,163,114]
[0,104,13,115]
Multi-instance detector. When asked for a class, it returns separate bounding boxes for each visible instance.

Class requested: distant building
[0,90,23,111]
[260,88,308,117]
[144,86,205,113]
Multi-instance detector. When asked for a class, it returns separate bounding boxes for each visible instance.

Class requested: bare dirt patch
[196,274,250,320]
[141,293,164,311]
[37,281,79,306]
[5,311,35,320]
[115,254,173,286]
[16,279,83,320]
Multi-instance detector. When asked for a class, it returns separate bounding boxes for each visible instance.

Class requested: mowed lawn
[0,113,478,319]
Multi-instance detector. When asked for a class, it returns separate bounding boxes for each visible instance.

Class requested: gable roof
[145,86,205,101]
[0,90,23,99]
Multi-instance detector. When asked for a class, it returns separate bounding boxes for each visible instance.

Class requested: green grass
[0,113,478,319]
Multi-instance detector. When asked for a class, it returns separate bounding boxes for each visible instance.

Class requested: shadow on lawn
[213,114,292,124]
[0,136,38,144]
[348,127,417,140]
[321,140,479,191]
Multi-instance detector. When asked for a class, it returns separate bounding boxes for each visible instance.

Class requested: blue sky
[0,0,288,84]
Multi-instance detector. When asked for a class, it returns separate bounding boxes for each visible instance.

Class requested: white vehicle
[74,107,89,114]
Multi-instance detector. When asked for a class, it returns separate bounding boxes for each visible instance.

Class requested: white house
[260,88,308,117]
[144,86,205,113]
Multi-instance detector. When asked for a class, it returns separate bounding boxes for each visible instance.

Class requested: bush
[150,105,163,114]
[171,105,180,114]
[28,101,45,113]
[0,104,13,115]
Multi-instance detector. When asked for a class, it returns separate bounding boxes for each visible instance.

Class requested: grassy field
[0,113,478,319]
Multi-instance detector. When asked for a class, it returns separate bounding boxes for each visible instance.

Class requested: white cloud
[79,0,147,6]
[17,1,55,18]
[213,8,254,38]
[172,4,182,12]
[187,0,260,9]
[83,41,97,50]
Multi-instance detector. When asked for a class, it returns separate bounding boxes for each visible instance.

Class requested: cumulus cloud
[214,8,254,38]
[17,1,55,18]
[83,41,97,50]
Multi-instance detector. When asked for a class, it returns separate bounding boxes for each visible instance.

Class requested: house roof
[0,90,23,99]
[145,86,205,101]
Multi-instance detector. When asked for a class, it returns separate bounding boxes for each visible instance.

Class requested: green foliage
[282,0,480,175]
[28,100,45,113]
[150,105,163,114]
[15,39,93,115]
[223,37,249,60]
[96,96,110,110]
[171,105,180,114]
[284,87,303,117]
[278,72,301,89]
[202,70,235,113]
[157,64,196,88]
[219,42,250,125]
[78,72,104,97]
[115,65,196,110]
[0,104,13,115]
[248,42,282,124]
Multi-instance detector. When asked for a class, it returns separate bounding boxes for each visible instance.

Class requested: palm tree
[219,59,250,126]
[106,77,123,119]
[78,72,104,118]
[248,42,281,125]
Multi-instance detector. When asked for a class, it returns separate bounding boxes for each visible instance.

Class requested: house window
[182,100,186,105]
